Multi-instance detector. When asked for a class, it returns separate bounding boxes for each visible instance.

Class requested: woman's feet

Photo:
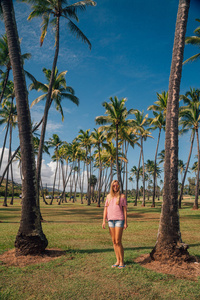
[111,262,120,268]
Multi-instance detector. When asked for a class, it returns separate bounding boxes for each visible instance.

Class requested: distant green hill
[0,177,22,197]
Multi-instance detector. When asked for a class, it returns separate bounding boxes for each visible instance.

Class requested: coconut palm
[96,96,135,192]
[22,0,96,204]
[47,134,63,202]
[1,0,48,255]
[76,129,91,205]
[29,67,79,201]
[184,19,200,64]
[151,0,191,262]
[148,91,168,117]
[179,88,200,209]
[132,110,152,206]
[90,128,106,207]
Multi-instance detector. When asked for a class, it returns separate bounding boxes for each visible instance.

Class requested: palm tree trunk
[116,124,123,192]
[151,0,190,262]
[0,68,11,104]
[135,150,141,206]
[10,157,14,205]
[1,0,48,255]
[194,128,199,209]
[179,131,195,208]
[0,121,9,171]
[36,16,60,207]
[52,160,58,203]
[97,144,102,207]
[152,128,161,207]
[141,138,145,206]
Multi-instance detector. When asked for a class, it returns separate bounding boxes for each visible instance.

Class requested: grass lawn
[0,196,200,300]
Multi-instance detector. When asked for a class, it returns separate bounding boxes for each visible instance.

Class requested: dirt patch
[135,254,200,281]
[0,248,73,267]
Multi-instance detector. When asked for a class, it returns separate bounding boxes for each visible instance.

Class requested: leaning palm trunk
[0,118,44,186]
[10,157,14,205]
[0,121,9,171]
[36,17,60,207]
[151,0,190,262]
[179,131,195,208]
[3,123,12,207]
[1,0,48,255]
[194,128,199,209]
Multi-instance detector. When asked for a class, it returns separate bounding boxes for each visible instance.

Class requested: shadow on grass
[66,246,152,255]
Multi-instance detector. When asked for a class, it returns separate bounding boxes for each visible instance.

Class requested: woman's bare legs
[109,227,124,266]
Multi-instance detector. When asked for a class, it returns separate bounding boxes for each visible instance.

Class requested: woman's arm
[123,205,128,230]
[102,206,107,229]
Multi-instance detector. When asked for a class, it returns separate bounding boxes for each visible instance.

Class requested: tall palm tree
[184,19,200,64]
[90,128,106,207]
[96,96,134,192]
[1,0,48,255]
[76,129,91,205]
[179,88,200,209]
[30,67,79,202]
[132,110,152,206]
[148,111,165,207]
[47,134,63,203]
[151,0,191,262]
[22,0,96,204]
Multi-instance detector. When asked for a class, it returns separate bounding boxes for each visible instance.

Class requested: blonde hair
[107,180,120,205]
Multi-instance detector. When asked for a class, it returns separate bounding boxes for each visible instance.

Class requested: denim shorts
[108,220,124,228]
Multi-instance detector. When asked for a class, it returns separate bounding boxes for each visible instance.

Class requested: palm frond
[30,94,47,108]
[66,19,91,49]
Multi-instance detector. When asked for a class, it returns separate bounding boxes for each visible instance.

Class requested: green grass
[0,197,200,300]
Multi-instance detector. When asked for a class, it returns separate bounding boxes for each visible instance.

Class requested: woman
[102,180,128,268]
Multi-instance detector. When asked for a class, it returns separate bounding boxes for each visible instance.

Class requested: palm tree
[29,67,79,201]
[179,88,200,209]
[23,0,96,205]
[148,91,168,117]
[1,0,48,255]
[184,19,200,64]
[148,111,165,206]
[151,0,191,262]
[76,129,91,205]
[96,96,134,192]
[90,128,106,207]
[132,110,152,206]
[102,142,117,185]
[47,134,63,203]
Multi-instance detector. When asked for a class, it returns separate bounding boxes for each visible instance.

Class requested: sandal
[118,265,126,269]
[111,264,119,268]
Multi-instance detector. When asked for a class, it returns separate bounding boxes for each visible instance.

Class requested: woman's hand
[124,222,128,230]
[102,221,106,229]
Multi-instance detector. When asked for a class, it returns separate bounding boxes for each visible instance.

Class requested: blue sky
[1,0,200,188]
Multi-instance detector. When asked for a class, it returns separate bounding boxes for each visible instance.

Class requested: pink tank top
[105,195,127,221]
